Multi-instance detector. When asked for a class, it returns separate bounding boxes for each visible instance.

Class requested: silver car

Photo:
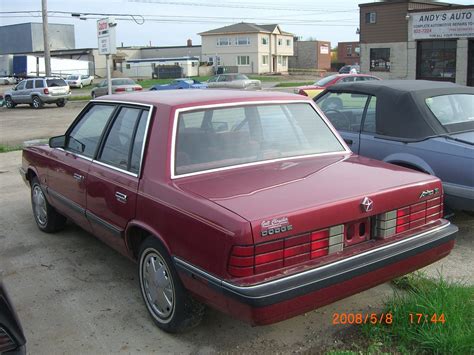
[207,74,261,90]
[66,74,94,88]
[4,77,70,109]
[91,78,143,98]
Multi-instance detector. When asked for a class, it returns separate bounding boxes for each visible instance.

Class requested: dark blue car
[149,78,207,91]
[315,80,474,211]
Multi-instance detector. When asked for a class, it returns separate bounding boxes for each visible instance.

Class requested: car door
[47,103,117,230]
[95,80,107,96]
[86,105,151,254]
[315,91,371,153]
[11,80,26,103]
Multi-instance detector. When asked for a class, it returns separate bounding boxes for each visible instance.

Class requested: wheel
[138,237,205,333]
[31,177,67,233]
[91,92,96,99]
[56,99,66,107]
[31,96,43,109]
[4,96,15,108]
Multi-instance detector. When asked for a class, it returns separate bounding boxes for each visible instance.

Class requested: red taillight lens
[43,88,49,94]
[134,86,143,91]
[376,196,443,238]
[115,88,125,92]
[299,89,308,96]
[228,225,344,278]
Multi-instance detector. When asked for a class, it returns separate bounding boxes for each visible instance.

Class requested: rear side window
[66,104,115,157]
[46,79,67,87]
[99,107,148,173]
[35,80,44,88]
[316,92,370,132]
[25,80,33,89]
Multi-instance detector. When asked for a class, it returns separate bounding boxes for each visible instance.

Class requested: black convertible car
[0,283,25,354]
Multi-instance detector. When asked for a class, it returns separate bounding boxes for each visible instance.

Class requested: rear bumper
[41,93,70,103]
[175,222,457,324]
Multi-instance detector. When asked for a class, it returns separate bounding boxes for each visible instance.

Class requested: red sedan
[295,74,380,98]
[20,90,456,332]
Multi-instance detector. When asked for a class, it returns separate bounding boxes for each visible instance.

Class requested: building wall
[140,46,202,60]
[0,24,34,54]
[360,2,409,43]
[337,42,360,66]
[289,40,331,70]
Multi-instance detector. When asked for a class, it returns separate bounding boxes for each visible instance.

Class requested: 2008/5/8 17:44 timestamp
[409,313,446,324]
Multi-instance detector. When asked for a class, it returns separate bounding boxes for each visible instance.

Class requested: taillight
[228,225,344,277]
[43,88,49,95]
[298,89,308,96]
[134,86,143,91]
[376,196,443,238]
[115,88,125,92]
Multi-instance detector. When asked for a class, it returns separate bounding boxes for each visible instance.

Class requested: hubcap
[33,99,39,108]
[32,185,47,226]
[141,251,175,320]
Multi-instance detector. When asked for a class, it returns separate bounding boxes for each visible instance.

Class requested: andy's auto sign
[411,9,473,40]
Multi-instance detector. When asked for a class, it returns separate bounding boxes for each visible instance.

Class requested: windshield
[67,75,79,80]
[174,103,345,176]
[315,75,337,86]
[46,79,67,87]
[425,94,474,133]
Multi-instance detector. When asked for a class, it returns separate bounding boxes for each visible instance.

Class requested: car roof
[95,89,307,108]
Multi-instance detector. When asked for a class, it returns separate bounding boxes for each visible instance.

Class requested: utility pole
[41,0,51,76]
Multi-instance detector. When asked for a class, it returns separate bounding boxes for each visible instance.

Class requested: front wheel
[32,96,43,109]
[31,178,67,232]
[56,99,66,107]
[5,96,15,108]
[138,237,205,333]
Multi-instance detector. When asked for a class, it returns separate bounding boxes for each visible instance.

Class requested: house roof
[199,22,293,36]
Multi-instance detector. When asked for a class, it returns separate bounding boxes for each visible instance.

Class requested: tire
[5,96,15,108]
[56,99,66,107]
[138,237,205,333]
[31,96,43,109]
[30,177,67,233]
[91,92,96,99]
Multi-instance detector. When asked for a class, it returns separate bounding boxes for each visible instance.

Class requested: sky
[0,0,472,49]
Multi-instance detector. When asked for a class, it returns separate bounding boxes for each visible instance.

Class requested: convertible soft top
[319,80,474,139]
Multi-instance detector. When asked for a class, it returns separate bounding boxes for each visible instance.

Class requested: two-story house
[199,23,294,74]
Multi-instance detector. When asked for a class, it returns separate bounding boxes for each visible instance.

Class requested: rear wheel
[91,92,96,99]
[56,99,66,107]
[30,177,67,232]
[5,96,15,108]
[138,237,205,333]
[32,96,43,109]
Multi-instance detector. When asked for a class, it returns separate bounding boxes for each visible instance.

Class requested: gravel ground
[0,93,472,354]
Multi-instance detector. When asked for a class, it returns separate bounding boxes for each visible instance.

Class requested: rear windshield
[315,75,337,86]
[112,79,136,85]
[425,94,474,133]
[174,103,345,176]
[67,75,79,80]
[47,79,67,87]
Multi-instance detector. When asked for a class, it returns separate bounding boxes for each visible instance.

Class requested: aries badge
[361,197,374,213]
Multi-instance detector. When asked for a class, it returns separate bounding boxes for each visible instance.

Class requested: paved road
[0,95,472,354]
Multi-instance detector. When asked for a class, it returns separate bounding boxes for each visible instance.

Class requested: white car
[66,75,93,88]
[207,74,261,90]
[0,77,17,85]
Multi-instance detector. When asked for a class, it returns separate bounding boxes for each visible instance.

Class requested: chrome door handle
[73,173,84,181]
[115,191,128,203]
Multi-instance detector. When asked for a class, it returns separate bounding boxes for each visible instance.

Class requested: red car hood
[175,154,441,243]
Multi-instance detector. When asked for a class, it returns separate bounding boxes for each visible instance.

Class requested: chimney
[187,39,192,47]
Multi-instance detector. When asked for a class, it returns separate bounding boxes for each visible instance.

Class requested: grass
[359,272,474,354]
[274,81,314,87]
[69,95,92,101]
[0,144,23,153]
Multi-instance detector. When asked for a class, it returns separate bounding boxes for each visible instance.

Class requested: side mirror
[49,135,66,148]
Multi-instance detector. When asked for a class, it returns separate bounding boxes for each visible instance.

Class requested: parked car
[315,80,474,212]
[150,78,207,91]
[0,76,17,85]
[207,74,261,90]
[66,74,94,88]
[339,65,360,74]
[20,90,456,332]
[0,282,26,354]
[295,74,380,98]
[91,78,142,98]
[4,77,70,109]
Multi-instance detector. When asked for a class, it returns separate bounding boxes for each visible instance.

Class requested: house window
[286,39,291,46]
[217,37,232,46]
[126,64,131,69]
[355,46,360,56]
[416,40,457,82]
[282,56,287,66]
[365,12,376,24]
[262,37,268,45]
[346,45,352,57]
[370,48,390,71]
[208,57,214,64]
[236,37,250,45]
[277,55,282,65]
[278,38,283,46]
[237,56,250,66]
[262,55,268,65]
